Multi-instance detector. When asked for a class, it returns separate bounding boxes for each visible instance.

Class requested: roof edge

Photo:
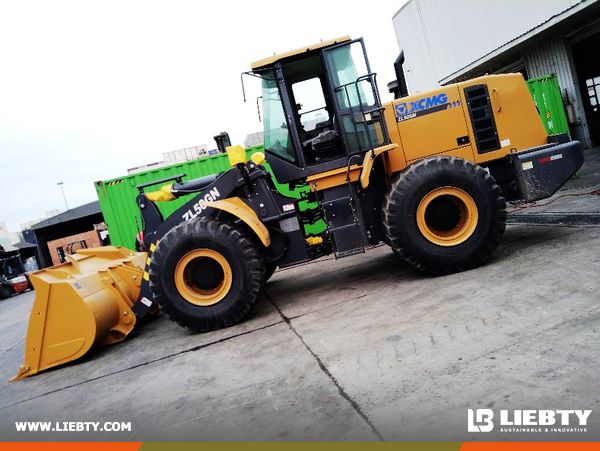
[251,36,352,70]
[439,0,594,85]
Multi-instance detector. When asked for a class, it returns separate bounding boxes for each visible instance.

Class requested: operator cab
[251,37,389,184]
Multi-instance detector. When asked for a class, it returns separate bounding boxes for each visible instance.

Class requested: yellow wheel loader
[13,36,584,380]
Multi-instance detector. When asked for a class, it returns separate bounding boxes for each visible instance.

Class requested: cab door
[324,39,389,154]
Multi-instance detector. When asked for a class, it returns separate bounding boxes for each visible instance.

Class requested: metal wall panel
[393,0,590,92]
[393,0,439,92]
[526,33,574,92]
[526,32,592,146]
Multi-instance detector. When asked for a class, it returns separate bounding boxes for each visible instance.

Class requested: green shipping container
[527,73,570,137]
[95,145,325,251]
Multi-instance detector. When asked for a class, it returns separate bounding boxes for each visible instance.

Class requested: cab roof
[251,36,351,71]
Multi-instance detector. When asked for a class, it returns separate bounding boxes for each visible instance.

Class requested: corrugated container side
[525,32,584,131]
[527,73,570,136]
[95,148,258,250]
[95,145,325,251]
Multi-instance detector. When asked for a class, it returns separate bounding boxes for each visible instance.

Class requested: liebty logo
[468,409,494,432]
[468,409,592,433]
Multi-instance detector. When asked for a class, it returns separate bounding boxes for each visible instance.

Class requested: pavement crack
[2,320,284,410]
[1,338,25,357]
[465,305,600,367]
[264,291,385,442]
[273,294,369,323]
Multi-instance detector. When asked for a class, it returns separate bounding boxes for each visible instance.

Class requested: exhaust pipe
[393,50,409,99]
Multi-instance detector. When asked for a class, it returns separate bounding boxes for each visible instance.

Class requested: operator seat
[311,116,342,161]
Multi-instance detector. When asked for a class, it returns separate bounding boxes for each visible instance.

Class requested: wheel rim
[416,187,479,246]
[174,249,233,306]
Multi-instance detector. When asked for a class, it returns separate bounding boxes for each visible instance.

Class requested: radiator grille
[465,85,500,154]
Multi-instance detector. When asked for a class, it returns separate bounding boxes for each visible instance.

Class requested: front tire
[149,217,265,332]
[382,156,506,275]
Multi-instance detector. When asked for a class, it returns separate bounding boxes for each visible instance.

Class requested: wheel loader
[12,36,584,381]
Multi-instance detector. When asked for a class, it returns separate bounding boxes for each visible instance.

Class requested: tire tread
[382,156,506,275]
[149,216,264,332]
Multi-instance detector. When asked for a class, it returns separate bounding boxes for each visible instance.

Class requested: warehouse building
[393,0,600,148]
[31,201,107,268]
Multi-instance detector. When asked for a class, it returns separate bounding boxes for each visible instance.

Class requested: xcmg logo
[395,92,448,116]
[468,409,592,433]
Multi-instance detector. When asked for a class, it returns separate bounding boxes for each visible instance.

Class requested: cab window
[292,77,330,135]
[262,71,297,163]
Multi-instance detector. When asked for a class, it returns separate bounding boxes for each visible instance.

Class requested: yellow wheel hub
[416,187,479,246]
[174,249,233,306]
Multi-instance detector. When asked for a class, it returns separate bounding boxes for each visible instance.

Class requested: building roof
[12,241,37,249]
[32,201,102,230]
[392,0,597,92]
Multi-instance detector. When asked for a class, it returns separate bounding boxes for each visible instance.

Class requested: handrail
[333,73,389,152]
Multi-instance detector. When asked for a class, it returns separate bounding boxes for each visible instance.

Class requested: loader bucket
[11,246,147,381]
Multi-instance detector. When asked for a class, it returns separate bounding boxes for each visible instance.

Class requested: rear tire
[149,217,265,332]
[382,156,506,275]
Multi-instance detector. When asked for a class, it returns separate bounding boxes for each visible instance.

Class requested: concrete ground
[1,148,599,443]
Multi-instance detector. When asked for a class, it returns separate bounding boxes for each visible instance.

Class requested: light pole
[57,182,69,210]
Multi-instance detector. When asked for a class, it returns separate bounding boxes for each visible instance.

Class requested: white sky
[0,0,406,234]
